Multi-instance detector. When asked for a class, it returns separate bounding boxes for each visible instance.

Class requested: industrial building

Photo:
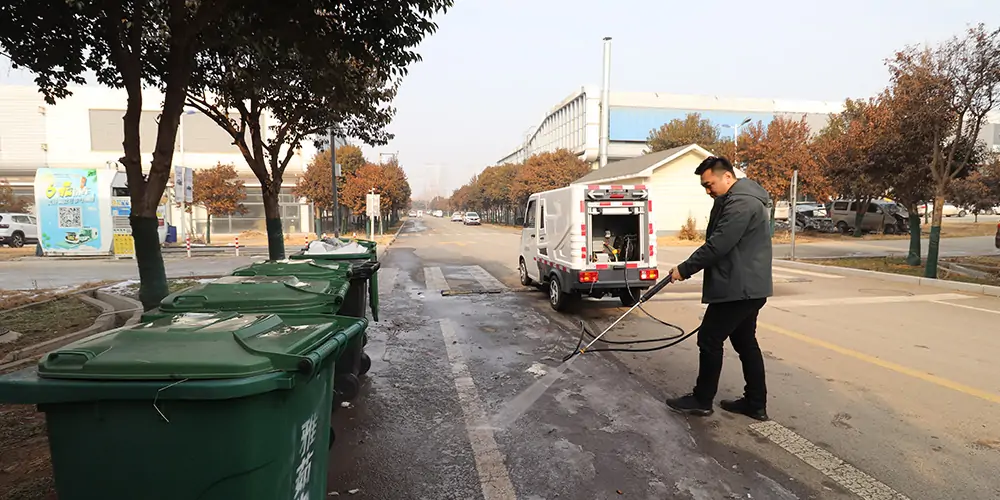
[0,84,322,237]
[502,86,1000,234]
[499,86,1000,168]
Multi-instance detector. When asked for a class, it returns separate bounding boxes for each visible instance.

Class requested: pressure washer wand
[576,274,674,355]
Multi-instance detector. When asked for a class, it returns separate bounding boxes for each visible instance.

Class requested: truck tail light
[639,269,658,281]
[579,271,599,283]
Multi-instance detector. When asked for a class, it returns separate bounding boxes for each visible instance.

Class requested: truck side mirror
[515,217,525,226]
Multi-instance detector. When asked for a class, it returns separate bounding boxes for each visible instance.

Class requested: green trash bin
[0,311,368,500]
[143,275,351,321]
[289,238,380,322]
[230,259,376,397]
[232,259,353,283]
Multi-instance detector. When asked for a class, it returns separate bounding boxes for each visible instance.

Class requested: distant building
[500,86,1000,168]
[0,85,320,235]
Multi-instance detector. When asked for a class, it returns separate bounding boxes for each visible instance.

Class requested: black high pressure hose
[564,238,700,360]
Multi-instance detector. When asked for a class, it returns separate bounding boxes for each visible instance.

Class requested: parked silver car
[829,200,909,234]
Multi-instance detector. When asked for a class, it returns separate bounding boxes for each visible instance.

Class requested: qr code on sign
[58,206,82,228]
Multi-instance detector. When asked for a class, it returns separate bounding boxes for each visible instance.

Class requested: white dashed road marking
[423,266,450,292]
[750,421,909,500]
[931,300,1000,315]
[439,319,516,500]
[380,267,399,296]
[772,266,846,279]
[465,265,508,290]
[770,292,972,308]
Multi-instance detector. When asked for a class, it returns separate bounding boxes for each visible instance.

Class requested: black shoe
[665,393,713,417]
[719,398,769,421]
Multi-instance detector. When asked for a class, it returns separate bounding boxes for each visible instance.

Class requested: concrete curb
[95,290,144,326]
[0,292,117,366]
[777,259,1000,298]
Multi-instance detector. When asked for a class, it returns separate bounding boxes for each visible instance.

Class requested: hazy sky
[3,1,996,198]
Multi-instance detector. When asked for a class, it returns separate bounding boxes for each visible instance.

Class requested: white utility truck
[517,183,659,311]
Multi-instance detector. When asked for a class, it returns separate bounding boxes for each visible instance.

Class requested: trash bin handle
[172,295,208,305]
[231,332,316,375]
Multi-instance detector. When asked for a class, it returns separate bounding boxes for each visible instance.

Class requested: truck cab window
[525,201,537,227]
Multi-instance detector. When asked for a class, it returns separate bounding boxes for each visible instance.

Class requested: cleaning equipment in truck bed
[563,239,701,362]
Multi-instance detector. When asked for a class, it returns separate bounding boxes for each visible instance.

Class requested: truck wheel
[10,232,24,248]
[883,224,897,235]
[548,276,573,311]
[836,221,849,234]
[519,258,533,286]
[619,288,640,307]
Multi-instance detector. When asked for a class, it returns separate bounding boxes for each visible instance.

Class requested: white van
[517,184,659,311]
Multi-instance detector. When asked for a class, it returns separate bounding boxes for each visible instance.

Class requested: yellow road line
[760,321,1000,406]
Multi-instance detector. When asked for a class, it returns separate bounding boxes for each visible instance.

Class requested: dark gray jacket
[677,178,773,304]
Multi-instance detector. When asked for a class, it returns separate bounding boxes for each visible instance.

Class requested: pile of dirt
[0,404,56,500]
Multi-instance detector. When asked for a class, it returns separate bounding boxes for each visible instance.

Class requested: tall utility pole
[599,36,612,169]
[329,129,340,238]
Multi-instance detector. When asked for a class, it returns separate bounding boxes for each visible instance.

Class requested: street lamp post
[178,108,196,242]
[723,117,752,163]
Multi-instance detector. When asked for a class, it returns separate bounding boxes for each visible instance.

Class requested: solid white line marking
[439,319,517,500]
[423,266,450,292]
[772,266,845,279]
[932,300,1000,315]
[770,292,972,308]
[380,267,399,297]
[465,265,508,290]
[750,421,910,500]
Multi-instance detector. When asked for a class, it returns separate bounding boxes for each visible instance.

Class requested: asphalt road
[326,217,813,499]
[326,216,999,500]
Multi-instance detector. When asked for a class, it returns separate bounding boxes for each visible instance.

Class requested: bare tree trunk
[852,198,870,238]
[924,191,946,278]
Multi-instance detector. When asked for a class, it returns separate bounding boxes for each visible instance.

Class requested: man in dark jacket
[665,156,773,421]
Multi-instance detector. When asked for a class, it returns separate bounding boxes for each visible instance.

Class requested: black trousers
[692,298,767,409]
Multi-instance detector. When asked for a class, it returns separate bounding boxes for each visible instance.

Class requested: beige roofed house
[573,144,745,235]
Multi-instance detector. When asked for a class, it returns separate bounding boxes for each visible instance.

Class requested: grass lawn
[808,256,1000,287]
[0,296,101,359]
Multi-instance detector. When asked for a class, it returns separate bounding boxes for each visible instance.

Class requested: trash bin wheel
[359,352,372,376]
[329,426,336,449]
[335,373,361,400]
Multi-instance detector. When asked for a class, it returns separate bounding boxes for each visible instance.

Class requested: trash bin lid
[289,238,376,261]
[36,312,368,381]
[159,275,350,313]
[231,260,349,280]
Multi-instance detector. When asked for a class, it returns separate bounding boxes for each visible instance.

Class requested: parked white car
[0,212,38,248]
[917,203,966,217]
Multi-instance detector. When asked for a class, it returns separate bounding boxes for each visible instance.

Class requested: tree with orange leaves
[740,116,829,232]
[511,149,591,207]
[191,163,247,243]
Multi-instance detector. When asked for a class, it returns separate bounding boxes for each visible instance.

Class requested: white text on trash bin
[294,411,319,499]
